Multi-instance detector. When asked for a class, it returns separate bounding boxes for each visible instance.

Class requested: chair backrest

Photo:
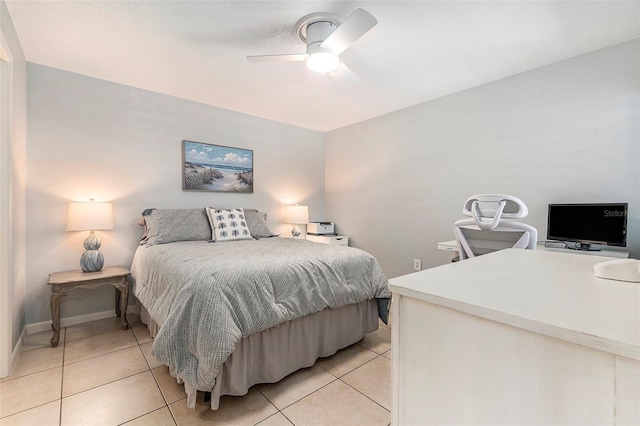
[454,194,537,260]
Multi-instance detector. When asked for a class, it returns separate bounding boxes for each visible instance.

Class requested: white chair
[454,194,538,260]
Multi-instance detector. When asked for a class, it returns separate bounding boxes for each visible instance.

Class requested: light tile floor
[0,315,391,425]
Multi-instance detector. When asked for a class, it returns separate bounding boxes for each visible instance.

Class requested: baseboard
[25,303,141,335]
[0,328,24,378]
[11,328,24,372]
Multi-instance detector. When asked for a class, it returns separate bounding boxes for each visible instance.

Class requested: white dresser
[306,234,349,246]
[389,249,639,425]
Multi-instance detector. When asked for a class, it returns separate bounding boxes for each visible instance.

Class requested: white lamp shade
[66,201,114,231]
[286,205,309,224]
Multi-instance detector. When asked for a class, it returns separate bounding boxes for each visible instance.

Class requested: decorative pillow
[206,207,253,242]
[245,211,278,238]
[141,208,211,245]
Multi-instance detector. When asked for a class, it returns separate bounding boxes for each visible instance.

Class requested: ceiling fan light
[306,51,340,74]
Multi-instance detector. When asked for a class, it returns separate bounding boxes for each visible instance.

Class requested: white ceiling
[6,1,640,132]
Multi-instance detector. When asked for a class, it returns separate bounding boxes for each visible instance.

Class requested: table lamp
[285,204,309,238]
[66,199,114,272]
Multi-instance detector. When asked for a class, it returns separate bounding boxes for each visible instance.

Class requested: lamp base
[291,225,301,239]
[80,231,104,272]
[80,250,104,272]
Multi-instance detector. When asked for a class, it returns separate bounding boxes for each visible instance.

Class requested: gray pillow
[245,210,278,238]
[141,209,211,245]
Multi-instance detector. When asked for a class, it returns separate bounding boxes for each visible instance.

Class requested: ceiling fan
[247,8,377,79]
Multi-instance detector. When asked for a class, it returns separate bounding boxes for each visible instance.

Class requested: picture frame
[182,140,254,193]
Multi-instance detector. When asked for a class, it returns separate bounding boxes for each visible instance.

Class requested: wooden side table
[47,265,130,347]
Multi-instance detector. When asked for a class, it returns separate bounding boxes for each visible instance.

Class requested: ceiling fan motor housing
[305,21,340,73]
[305,21,337,48]
[295,12,343,43]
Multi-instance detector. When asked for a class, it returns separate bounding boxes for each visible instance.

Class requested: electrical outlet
[413,259,422,271]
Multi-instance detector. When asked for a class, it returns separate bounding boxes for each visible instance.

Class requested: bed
[130,208,391,410]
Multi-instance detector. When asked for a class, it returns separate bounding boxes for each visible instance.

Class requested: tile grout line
[116,406,171,426]
[65,326,127,344]
[281,412,296,426]
[264,357,389,424]
[316,345,381,378]
[254,411,286,426]
[59,327,65,426]
[133,319,178,425]
[63,331,140,366]
[286,345,390,416]
[271,376,340,413]
[254,386,283,424]
[63,343,140,368]
[64,319,168,425]
[1,318,148,424]
[122,319,175,425]
[147,362,177,424]
[338,354,391,414]
[59,335,148,399]
[60,369,152,399]
[0,329,66,422]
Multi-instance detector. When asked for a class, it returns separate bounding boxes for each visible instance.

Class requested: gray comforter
[130,237,390,395]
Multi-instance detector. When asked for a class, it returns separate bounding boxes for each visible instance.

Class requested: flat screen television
[546,203,628,250]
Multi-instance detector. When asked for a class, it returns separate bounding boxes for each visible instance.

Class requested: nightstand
[47,265,130,347]
[306,234,349,246]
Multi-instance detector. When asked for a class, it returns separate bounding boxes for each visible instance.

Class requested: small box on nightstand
[306,234,349,247]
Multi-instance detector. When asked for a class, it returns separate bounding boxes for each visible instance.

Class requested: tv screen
[547,203,628,248]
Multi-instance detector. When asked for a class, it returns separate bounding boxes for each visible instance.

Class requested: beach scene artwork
[183,140,253,193]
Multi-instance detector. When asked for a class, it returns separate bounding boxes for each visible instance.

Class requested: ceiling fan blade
[246,53,307,63]
[321,8,377,55]
[330,62,361,85]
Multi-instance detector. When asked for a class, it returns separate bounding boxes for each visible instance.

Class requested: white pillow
[206,207,253,242]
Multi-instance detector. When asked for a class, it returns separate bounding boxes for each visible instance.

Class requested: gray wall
[26,64,326,325]
[326,39,640,279]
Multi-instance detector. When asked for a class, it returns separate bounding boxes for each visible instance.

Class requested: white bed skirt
[140,299,379,409]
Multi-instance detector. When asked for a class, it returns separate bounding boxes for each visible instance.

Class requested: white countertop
[389,249,640,360]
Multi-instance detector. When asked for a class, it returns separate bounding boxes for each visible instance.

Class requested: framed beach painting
[182,140,254,193]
